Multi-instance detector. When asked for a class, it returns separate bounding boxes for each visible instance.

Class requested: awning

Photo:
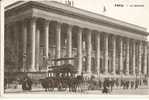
[51,57,76,61]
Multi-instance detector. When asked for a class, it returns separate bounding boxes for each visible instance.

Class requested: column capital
[78,27,83,32]
[66,23,73,28]
[119,36,124,40]
[21,18,28,24]
[126,38,130,42]
[96,32,101,37]
[56,21,62,25]
[132,39,136,44]
[104,32,109,36]
[43,19,50,26]
[84,28,92,33]
[139,40,143,45]
[30,17,37,22]
[143,41,148,46]
[112,35,116,39]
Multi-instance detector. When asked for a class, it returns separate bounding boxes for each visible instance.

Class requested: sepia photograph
[1,0,149,96]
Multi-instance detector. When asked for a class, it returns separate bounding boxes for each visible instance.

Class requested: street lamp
[139,71,142,86]
[43,56,47,69]
[120,70,123,88]
[23,53,26,72]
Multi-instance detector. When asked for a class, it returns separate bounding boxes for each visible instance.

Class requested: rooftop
[5,1,149,36]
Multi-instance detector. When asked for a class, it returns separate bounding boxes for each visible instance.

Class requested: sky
[2,0,149,32]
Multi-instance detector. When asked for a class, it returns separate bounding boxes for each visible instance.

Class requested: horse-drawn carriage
[40,57,84,92]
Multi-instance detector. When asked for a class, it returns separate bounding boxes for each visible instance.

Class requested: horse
[40,78,50,92]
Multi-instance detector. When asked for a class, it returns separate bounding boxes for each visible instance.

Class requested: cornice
[5,1,149,36]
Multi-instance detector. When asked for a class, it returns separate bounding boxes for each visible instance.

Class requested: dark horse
[40,77,55,91]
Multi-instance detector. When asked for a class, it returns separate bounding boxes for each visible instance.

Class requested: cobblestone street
[4,87,149,95]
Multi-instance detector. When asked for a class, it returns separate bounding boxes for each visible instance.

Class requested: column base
[111,72,116,75]
[20,67,25,72]
[83,72,92,78]
[125,73,129,76]
[76,72,81,76]
[103,72,108,75]
[28,67,36,72]
[35,65,40,71]
[132,73,136,76]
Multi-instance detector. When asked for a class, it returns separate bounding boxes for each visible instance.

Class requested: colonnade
[9,17,148,77]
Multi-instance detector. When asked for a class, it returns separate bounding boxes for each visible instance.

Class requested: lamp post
[43,55,47,70]
[120,69,123,88]
[139,71,142,87]
[135,69,139,88]
[23,53,26,72]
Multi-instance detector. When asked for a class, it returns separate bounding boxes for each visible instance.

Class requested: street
[4,87,149,95]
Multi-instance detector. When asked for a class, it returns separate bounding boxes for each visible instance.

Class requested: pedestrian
[135,80,138,89]
[4,78,8,90]
[26,76,33,90]
[131,81,134,89]
[110,79,114,92]
[22,76,33,91]
[102,79,109,94]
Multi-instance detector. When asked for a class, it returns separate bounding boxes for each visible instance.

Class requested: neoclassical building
[5,1,149,85]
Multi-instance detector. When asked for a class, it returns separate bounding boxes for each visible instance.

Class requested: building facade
[5,1,149,85]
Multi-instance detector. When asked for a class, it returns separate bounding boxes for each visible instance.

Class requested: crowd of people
[40,73,85,92]
[4,75,145,94]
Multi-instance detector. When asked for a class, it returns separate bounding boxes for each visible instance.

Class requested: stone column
[147,43,149,87]
[77,27,83,75]
[138,41,142,75]
[104,34,108,74]
[126,39,130,75]
[86,30,92,75]
[13,23,19,71]
[67,24,73,64]
[56,22,61,65]
[132,40,136,75]
[119,38,123,75]
[43,20,50,60]
[35,29,40,71]
[112,35,116,75]
[22,20,27,72]
[30,18,36,72]
[95,32,100,76]
[148,43,149,75]
[143,42,147,75]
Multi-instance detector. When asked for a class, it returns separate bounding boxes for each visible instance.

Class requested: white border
[0,0,149,99]
[0,0,4,96]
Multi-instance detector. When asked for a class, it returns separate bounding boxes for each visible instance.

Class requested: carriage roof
[48,64,77,73]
